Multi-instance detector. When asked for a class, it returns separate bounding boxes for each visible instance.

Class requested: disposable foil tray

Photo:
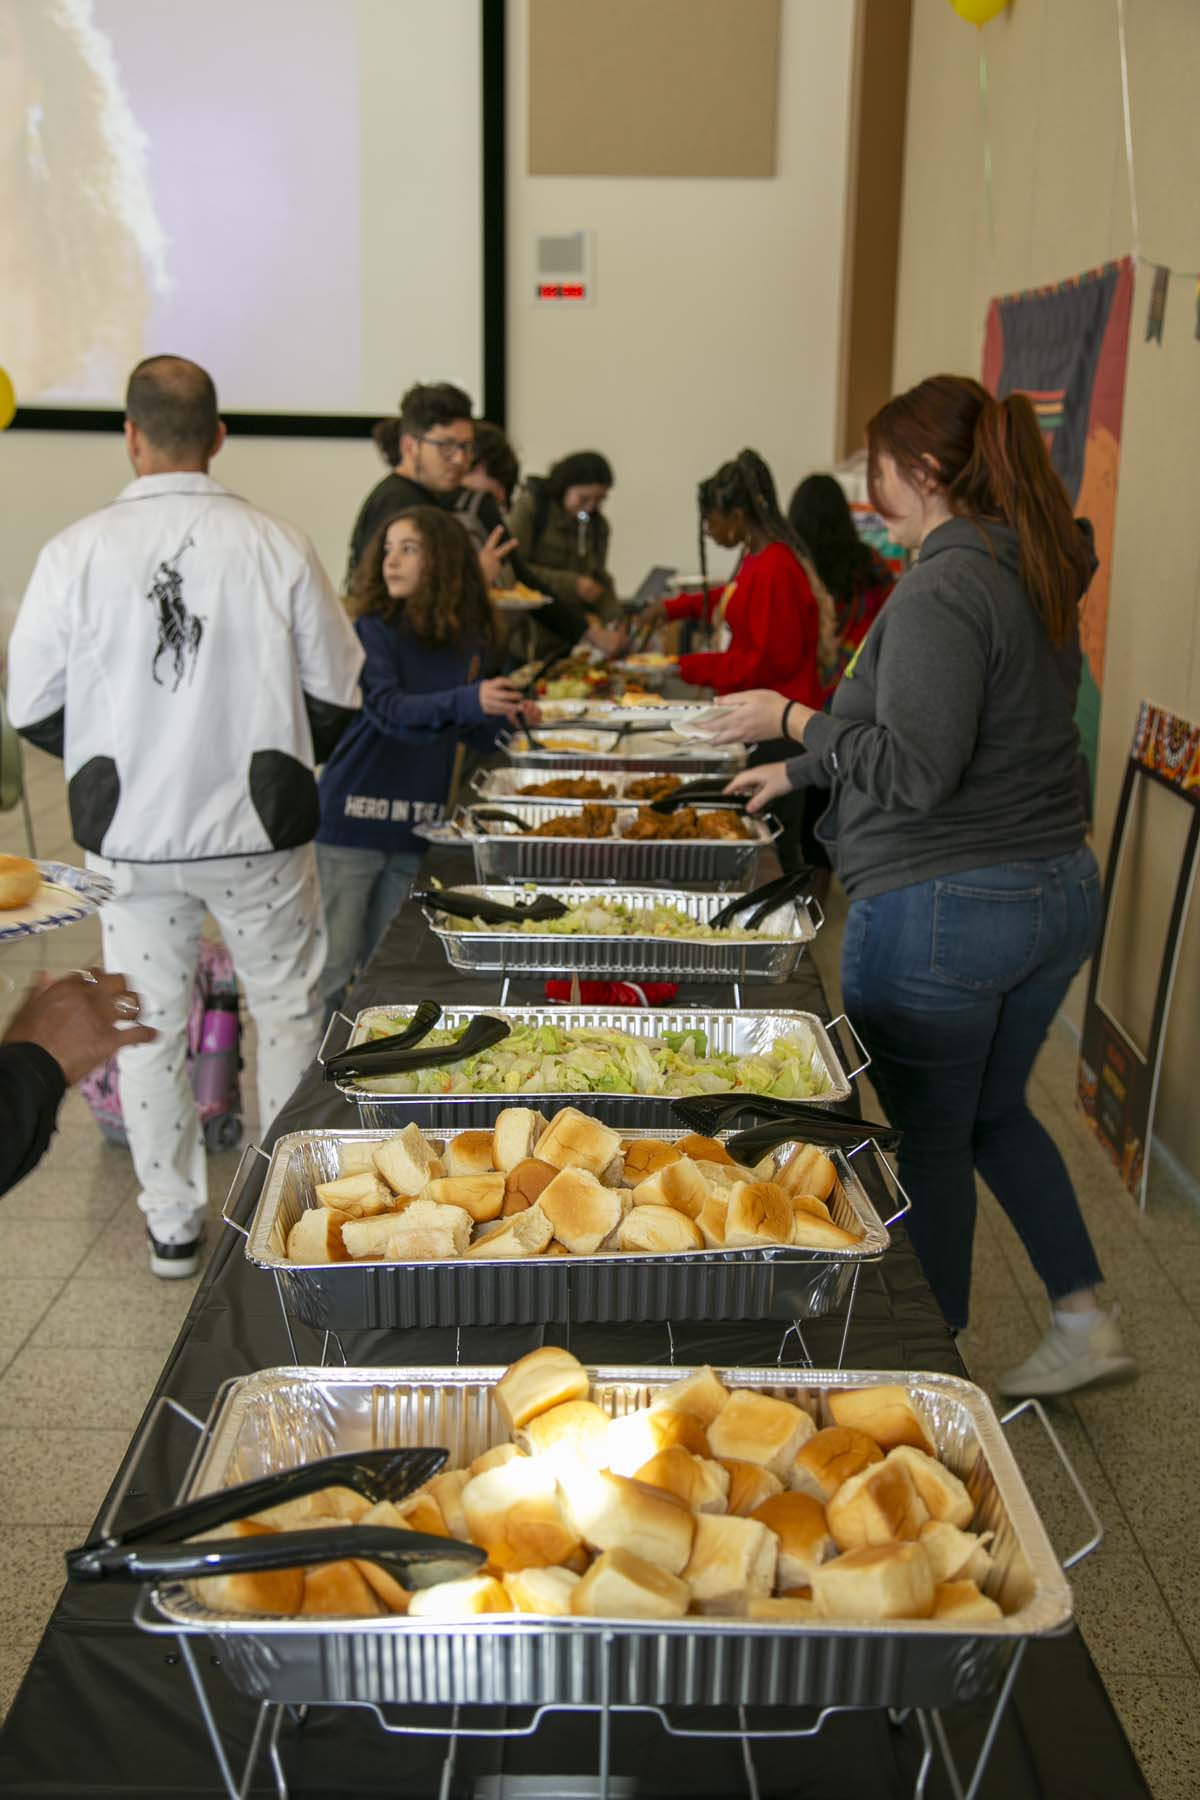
[334,1003,849,1129]
[473,766,739,805]
[230,1124,889,1330]
[141,1365,1074,1712]
[499,728,746,775]
[420,884,819,984]
[450,799,775,886]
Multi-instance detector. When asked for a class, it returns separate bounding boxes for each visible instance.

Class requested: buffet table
[0,848,1149,1797]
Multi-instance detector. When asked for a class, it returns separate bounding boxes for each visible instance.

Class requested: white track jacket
[7,473,364,862]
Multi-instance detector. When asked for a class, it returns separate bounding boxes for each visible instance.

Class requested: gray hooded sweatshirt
[786,517,1086,900]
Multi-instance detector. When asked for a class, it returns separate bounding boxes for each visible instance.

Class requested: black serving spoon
[324,1013,512,1084]
[670,1093,901,1158]
[418,888,569,926]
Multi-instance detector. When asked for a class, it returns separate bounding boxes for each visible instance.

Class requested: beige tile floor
[0,745,1198,1798]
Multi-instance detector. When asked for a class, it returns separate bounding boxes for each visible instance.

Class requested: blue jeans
[315,844,423,1012]
[841,847,1104,1330]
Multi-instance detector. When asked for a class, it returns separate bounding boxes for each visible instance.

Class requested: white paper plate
[0,861,113,944]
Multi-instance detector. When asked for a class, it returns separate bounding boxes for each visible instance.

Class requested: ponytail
[696,447,813,590]
[867,375,1093,648]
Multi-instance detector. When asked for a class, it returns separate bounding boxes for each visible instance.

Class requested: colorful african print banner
[982,259,1134,805]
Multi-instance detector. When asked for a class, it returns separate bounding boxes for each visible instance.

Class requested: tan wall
[893,0,1200,1181]
[506,0,857,591]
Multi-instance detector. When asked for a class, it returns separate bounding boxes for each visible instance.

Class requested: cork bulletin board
[528,0,781,179]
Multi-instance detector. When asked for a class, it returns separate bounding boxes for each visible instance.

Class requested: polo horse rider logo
[147,533,204,690]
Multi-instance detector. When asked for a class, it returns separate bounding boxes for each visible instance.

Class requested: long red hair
[866,374,1093,647]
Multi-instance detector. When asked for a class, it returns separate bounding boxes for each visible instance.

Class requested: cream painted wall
[893,0,1200,1180]
[504,0,857,592]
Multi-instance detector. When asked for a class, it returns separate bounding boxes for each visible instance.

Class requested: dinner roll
[341,1213,420,1259]
[724,1181,794,1249]
[750,1492,835,1587]
[693,1159,758,1192]
[423,1469,471,1541]
[461,1458,581,1572]
[314,1173,396,1218]
[469,1444,522,1478]
[748,1595,819,1622]
[787,1427,884,1502]
[373,1123,441,1196]
[774,1143,838,1202]
[631,1156,709,1219]
[407,1575,510,1618]
[655,1365,730,1429]
[518,1399,611,1471]
[621,1139,681,1184]
[811,1541,935,1621]
[633,1446,730,1514]
[503,1565,581,1615]
[721,1459,784,1517]
[443,1130,499,1177]
[917,1520,995,1586]
[538,1167,623,1255]
[0,855,39,910]
[616,1205,703,1255]
[463,1203,554,1259]
[301,1559,384,1617]
[560,1468,695,1574]
[188,1520,306,1616]
[427,1174,505,1222]
[706,1390,816,1477]
[931,1579,1003,1623]
[789,1192,833,1223]
[493,1107,549,1172]
[787,1213,863,1251]
[338,1141,380,1176]
[502,1157,556,1215]
[696,1194,728,1248]
[570,1548,690,1621]
[535,1107,622,1177]
[606,1405,709,1476]
[826,1460,929,1551]
[382,1200,473,1256]
[381,1227,463,1263]
[353,1556,410,1614]
[286,1206,352,1264]
[683,1513,778,1616]
[675,1133,735,1166]
[885,1447,974,1527]
[495,1347,590,1431]
[827,1386,935,1454]
[392,1492,449,1538]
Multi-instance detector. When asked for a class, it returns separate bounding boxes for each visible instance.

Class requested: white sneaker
[997,1308,1136,1398]
[146,1215,207,1281]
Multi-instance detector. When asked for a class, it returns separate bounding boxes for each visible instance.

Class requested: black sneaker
[147,1227,205,1280]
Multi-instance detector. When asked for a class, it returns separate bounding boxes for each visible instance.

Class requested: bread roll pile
[192,1353,1004,1627]
[285,1110,863,1266]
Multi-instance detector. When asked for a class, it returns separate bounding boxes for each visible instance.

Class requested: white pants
[88,847,326,1238]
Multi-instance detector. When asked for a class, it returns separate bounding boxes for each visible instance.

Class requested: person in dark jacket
[508,451,627,654]
[317,505,536,1008]
[720,374,1130,1400]
[0,969,155,1197]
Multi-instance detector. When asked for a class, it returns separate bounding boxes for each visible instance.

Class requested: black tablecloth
[0,850,1148,1797]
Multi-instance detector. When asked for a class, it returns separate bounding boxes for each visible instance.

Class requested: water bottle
[192,993,240,1113]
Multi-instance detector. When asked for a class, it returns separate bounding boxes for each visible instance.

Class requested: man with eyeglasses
[347,380,483,586]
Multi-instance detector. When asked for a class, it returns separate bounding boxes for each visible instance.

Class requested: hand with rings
[4,968,157,1086]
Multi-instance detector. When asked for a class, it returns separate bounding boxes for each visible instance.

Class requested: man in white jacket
[7,357,364,1277]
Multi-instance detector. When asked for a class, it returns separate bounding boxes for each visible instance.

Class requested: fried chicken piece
[521,778,614,799]
[626,775,682,801]
[526,805,617,839]
[622,807,750,842]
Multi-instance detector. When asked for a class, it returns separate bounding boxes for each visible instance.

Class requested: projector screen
[0,0,486,416]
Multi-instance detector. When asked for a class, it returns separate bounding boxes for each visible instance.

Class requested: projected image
[4,0,491,415]
[0,0,167,400]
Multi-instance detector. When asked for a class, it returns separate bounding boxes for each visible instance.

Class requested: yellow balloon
[949,0,1008,23]
[0,367,15,431]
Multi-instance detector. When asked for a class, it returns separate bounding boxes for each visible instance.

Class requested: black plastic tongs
[647,782,753,816]
[417,887,569,926]
[323,1011,512,1084]
[708,866,815,930]
[670,1094,902,1163]
[65,1447,484,1590]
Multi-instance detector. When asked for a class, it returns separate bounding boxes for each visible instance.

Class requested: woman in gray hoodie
[719,375,1130,1401]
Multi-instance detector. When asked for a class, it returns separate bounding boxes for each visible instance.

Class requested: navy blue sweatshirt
[317,613,501,854]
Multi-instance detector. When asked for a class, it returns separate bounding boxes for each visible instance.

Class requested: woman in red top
[651,450,824,707]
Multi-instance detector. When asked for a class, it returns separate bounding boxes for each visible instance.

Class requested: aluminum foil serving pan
[419,884,821,984]
[325,1003,858,1130]
[223,1124,892,1331]
[499,727,746,775]
[473,765,739,806]
[138,1365,1087,1713]
[447,800,774,887]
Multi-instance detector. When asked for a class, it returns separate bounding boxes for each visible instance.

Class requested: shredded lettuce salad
[444,899,785,942]
[355,1019,828,1099]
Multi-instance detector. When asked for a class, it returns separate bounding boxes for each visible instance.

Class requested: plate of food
[0,857,113,944]
[616,652,678,674]
[490,582,552,612]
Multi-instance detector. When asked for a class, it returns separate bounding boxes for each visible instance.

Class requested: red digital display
[537,282,587,301]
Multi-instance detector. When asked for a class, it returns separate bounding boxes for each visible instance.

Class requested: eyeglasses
[417,434,476,465]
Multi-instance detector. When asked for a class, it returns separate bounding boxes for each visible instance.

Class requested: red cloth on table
[544,980,679,1007]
